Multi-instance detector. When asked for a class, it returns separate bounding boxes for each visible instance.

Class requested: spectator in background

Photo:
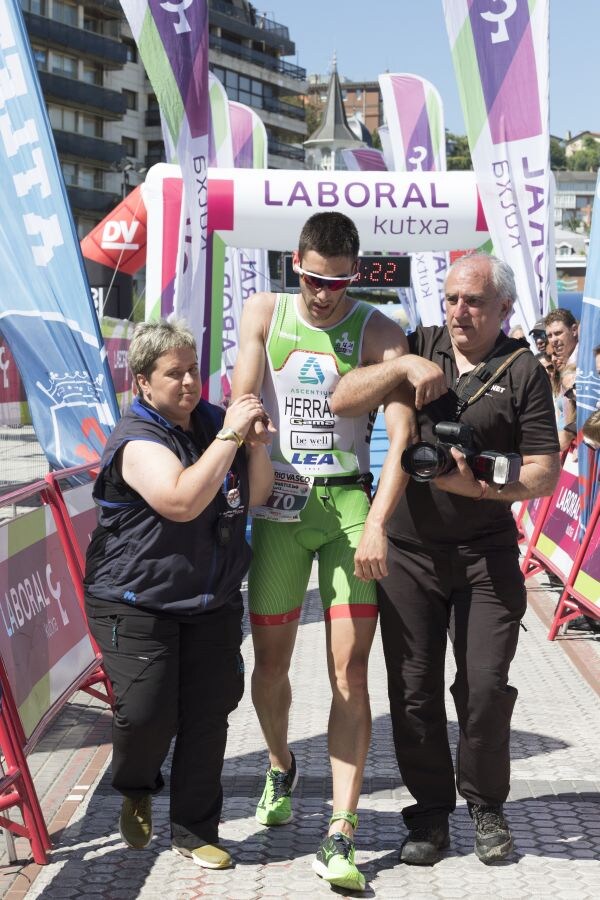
[529,319,548,353]
[509,324,526,341]
[594,345,600,378]
[535,352,554,377]
[544,309,578,371]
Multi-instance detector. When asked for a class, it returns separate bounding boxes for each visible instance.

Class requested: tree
[446,131,472,170]
[550,137,566,169]
[566,136,600,172]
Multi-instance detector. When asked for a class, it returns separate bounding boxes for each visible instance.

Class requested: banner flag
[120,0,209,355]
[222,101,271,400]
[341,148,388,172]
[379,73,448,326]
[207,73,233,402]
[576,171,600,527]
[378,125,394,171]
[442,0,556,331]
[0,0,118,468]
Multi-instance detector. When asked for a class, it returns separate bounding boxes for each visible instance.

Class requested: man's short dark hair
[298,212,360,261]
[544,308,577,329]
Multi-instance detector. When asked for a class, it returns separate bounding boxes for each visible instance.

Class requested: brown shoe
[119,796,152,850]
[173,841,232,869]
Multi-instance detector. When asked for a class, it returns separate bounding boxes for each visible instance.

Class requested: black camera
[401,421,521,485]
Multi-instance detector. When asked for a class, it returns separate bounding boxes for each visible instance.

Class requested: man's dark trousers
[88,602,244,847]
[378,536,526,828]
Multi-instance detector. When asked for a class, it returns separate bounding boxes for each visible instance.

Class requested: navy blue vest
[84,398,251,615]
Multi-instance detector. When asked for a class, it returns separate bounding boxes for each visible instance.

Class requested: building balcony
[23,13,126,68]
[208,0,294,55]
[54,130,123,165]
[208,34,306,81]
[39,72,126,118]
[268,137,304,162]
[263,96,305,122]
[81,0,123,17]
[66,185,120,215]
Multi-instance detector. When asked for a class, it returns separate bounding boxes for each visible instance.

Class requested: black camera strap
[454,341,530,419]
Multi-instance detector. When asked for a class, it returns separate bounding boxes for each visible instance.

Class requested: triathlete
[232,211,445,891]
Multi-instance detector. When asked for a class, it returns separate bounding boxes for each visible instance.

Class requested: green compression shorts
[248,483,378,626]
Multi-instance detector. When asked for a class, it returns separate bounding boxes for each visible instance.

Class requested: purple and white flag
[221,101,270,400]
[341,147,387,172]
[120,0,209,355]
[379,73,449,325]
[443,0,555,329]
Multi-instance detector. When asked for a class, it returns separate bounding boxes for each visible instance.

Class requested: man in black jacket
[331,254,560,866]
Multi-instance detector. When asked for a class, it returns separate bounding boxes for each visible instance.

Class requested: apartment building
[21,0,307,235]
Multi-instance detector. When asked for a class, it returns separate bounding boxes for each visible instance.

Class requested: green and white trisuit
[249,292,378,625]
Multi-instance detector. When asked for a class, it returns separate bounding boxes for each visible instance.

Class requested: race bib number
[251,464,313,522]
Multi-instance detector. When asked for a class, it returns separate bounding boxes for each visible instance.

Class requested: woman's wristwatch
[215,427,244,448]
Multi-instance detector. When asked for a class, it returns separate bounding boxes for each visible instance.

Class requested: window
[123,89,138,111]
[122,136,137,158]
[80,113,102,138]
[21,0,46,14]
[61,163,103,190]
[82,63,102,86]
[32,46,47,70]
[52,52,77,79]
[124,39,138,63]
[53,0,78,27]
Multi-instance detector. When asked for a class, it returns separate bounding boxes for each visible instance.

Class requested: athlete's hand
[243,411,277,446]
[403,357,448,410]
[354,522,388,581]
[223,394,272,442]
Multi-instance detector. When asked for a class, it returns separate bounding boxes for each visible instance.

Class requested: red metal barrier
[0,467,111,864]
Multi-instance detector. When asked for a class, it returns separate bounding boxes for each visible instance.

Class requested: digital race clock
[283,254,410,290]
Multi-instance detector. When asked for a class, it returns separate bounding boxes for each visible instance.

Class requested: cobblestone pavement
[2,570,600,899]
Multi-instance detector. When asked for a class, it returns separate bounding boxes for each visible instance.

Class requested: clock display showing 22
[353,256,410,288]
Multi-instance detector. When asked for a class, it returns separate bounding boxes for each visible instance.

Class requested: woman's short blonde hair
[128,319,197,379]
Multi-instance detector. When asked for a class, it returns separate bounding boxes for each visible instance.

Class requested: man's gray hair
[447,252,517,306]
[128,319,197,378]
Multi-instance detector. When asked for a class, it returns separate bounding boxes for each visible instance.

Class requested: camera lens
[401,442,449,482]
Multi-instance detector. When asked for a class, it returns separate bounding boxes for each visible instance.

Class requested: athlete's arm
[231,292,277,443]
[331,311,447,415]
[353,388,415,581]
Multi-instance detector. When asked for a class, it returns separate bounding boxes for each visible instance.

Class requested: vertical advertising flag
[208,72,233,402]
[443,0,555,331]
[576,171,600,527]
[379,73,448,326]
[222,101,271,399]
[341,148,388,172]
[120,0,209,353]
[0,0,118,468]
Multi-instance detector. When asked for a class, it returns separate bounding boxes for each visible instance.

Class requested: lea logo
[334,332,354,355]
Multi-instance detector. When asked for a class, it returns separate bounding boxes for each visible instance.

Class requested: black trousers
[88,602,244,847]
[378,537,526,828]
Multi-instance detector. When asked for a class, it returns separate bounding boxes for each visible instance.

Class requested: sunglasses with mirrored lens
[294,264,358,292]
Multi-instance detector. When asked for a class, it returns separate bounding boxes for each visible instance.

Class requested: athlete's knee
[252,647,292,684]
[330,653,370,698]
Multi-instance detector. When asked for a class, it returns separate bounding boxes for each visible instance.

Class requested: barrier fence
[517,439,600,639]
[0,465,111,865]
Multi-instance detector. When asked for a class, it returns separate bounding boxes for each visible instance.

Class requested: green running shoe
[255,751,298,826]
[312,832,366,892]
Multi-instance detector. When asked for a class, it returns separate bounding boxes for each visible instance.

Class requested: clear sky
[264,0,596,140]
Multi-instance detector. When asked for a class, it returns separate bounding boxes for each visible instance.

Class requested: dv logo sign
[101,220,140,250]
